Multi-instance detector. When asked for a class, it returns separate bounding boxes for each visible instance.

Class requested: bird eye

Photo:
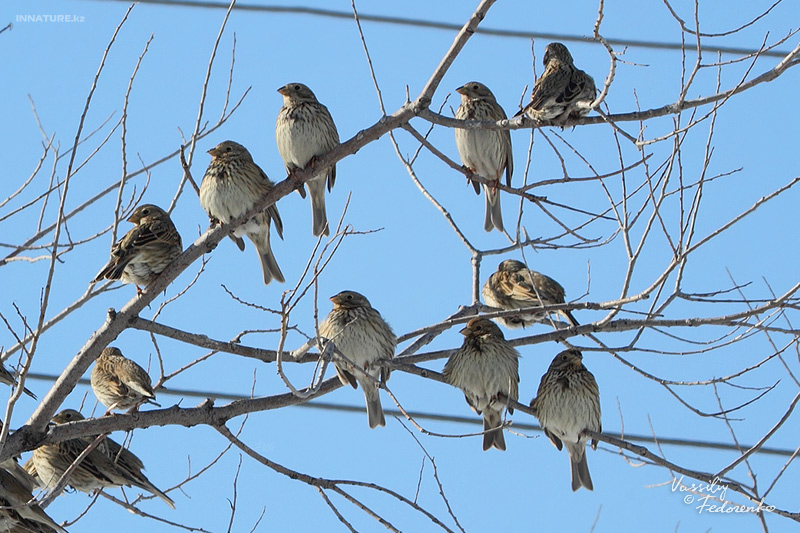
[294,85,301,91]
[225,146,232,152]
[142,208,150,215]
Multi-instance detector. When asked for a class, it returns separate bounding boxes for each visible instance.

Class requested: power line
[96,0,792,58]
[24,373,797,458]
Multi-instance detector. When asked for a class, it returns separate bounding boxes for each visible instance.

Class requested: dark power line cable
[25,373,798,458]
[96,0,792,58]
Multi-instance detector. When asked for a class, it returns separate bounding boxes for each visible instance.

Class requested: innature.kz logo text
[16,14,85,23]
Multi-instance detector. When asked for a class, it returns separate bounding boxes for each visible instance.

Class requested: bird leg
[463,166,481,195]
[287,166,307,198]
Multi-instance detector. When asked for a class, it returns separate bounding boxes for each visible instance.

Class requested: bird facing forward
[454,81,513,233]
[482,259,578,329]
[200,140,285,285]
[276,82,340,237]
[443,317,520,451]
[318,291,396,429]
[517,42,596,125]
[93,204,183,292]
[531,349,601,491]
[31,409,175,508]
[91,347,159,414]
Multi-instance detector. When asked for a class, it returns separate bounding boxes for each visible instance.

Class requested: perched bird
[31,409,175,508]
[517,42,595,125]
[454,81,514,233]
[91,347,159,414]
[200,140,285,285]
[276,82,340,237]
[443,317,520,451]
[318,291,396,429]
[0,467,67,533]
[93,204,182,292]
[0,363,36,400]
[482,259,578,329]
[531,349,601,491]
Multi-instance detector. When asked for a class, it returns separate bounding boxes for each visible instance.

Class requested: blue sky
[2,0,799,531]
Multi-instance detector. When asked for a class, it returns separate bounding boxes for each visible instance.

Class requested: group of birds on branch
[0,42,601,531]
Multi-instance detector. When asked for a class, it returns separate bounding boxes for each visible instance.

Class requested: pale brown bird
[93,204,182,292]
[276,82,340,237]
[443,317,520,451]
[517,42,575,122]
[91,347,159,414]
[531,349,601,491]
[0,467,67,532]
[482,259,578,329]
[200,140,285,285]
[454,82,513,233]
[31,409,175,508]
[318,291,396,429]
[517,42,596,125]
[0,363,36,400]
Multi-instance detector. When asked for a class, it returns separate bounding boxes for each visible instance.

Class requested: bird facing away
[531,349,601,491]
[91,347,159,414]
[199,140,285,285]
[318,291,396,429]
[443,317,520,451]
[482,259,579,329]
[0,363,36,400]
[93,204,183,292]
[454,81,514,233]
[31,409,175,508]
[517,42,596,125]
[0,467,67,533]
[276,82,340,237]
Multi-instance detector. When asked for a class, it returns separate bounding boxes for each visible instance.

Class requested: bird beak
[208,146,221,157]
[455,85,466,95]
[277,86,289,96]
[459,326,469,335]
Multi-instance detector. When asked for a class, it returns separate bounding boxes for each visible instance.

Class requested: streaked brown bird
[276,82,340,237]
[318,291,396,429]
[0,363,36,400]
[91,347,159,414]
[443,317,520,451]
[200,140,285,285]
[0,467,67,532]
[531,349,601,491]
[517,42,595,125]
[93,204,182,293]
[454,81,513,233]
[31,409,175,508]
[482,259,578,329]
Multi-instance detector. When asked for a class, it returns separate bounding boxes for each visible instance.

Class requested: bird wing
[118,359,155,399]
